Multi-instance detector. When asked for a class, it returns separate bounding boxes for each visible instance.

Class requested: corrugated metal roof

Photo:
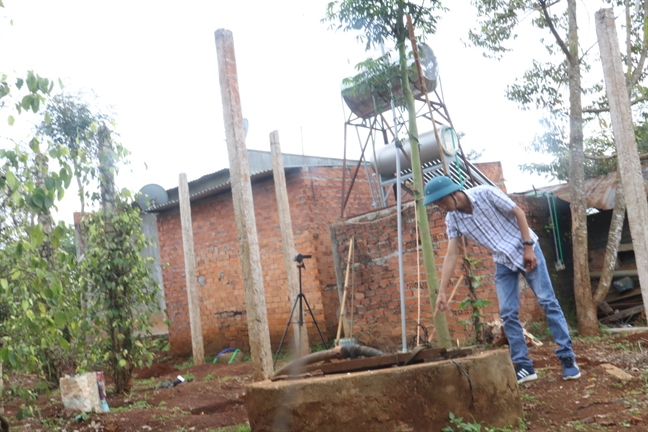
[526,165,648,210]
[146,167,298,212]
[144,149,357,212]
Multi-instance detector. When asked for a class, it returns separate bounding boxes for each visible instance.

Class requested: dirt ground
[4,329,648,431]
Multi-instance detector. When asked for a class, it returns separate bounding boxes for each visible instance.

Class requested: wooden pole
[178,173,205,366]
[215,29,273,380]
[595,8,648,317]
[270,130,309,357]
[335,237,355,345]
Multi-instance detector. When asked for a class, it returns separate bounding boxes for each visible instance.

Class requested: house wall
[329,196,548,351]
[156,166,375,357]
[156,162,570,357]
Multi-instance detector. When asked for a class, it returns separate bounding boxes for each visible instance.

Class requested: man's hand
[434,291,447,318]
[523,247,537,273]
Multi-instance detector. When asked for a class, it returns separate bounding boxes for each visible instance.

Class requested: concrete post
[595,8,648,315]
[178,173,205,365]
[270,131,309,356]
[215,28,273,380]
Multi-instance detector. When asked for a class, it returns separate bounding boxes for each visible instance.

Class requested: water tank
[342,44,439,119]
[370,126,458,176]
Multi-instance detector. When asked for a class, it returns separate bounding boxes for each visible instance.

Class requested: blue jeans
[494,244,574,368]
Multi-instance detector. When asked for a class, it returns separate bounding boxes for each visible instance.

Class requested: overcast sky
[1,0,615,222]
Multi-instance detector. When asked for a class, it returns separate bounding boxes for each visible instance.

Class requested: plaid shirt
[445,185,538,272]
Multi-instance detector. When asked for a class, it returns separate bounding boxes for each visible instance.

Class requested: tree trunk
[593,170,626,305]
[396,13,451,348]
[567,0,598,336]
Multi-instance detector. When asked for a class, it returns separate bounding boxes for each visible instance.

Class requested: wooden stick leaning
[447,275,465,304]
[335,237,355,346]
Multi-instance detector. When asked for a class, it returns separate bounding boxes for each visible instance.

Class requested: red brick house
[150,152,549,356]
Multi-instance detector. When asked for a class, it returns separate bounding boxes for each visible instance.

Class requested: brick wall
[156,166,375,357]
[157,163,569,357]
[330,197,547,351]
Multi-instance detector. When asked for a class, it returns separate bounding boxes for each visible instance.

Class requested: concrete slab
[247,350,523,431]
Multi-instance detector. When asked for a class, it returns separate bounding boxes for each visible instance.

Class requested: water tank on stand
[370,126,458,176]
[341,44,439,119]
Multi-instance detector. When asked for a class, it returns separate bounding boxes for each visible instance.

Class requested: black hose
[340,344,384,359]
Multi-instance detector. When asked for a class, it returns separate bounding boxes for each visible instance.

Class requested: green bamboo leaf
[5,170,19,190]
[29,137,39,152]
[8,350,17,368]
[30,225,45,247]
[59,337,70,350]
[31,191,44,209]
[54,311,67,327]
[26,71,37,92]
[38,77,49,93]
[21,95,31,110]
[43,194,54,209]
[31,95,40,113]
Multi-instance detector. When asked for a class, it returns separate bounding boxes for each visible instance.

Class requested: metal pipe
[381,43,408,353]
[356,123,378,209]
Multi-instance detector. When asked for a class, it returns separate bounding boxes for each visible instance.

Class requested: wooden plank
[590,269,638,279]
[604,287,641,303]
[297,347,476,376]
[600,305,645,323]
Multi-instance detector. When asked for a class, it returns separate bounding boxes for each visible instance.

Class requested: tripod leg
[301,295,328,350]
[273,297,301,369]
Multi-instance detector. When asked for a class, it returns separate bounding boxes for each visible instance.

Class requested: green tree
[38,91,113,217]
[0,71,83,385]
[468,0,647,335]
[2,73,160,394]
[324,0,452,348]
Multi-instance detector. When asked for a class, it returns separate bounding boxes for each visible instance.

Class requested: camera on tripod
[293,253,312,263]
[274,252,328,367]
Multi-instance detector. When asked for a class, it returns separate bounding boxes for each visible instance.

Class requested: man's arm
[434,236,460,317]
[511,205,537,272]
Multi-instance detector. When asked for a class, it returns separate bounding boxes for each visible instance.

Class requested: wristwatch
[522,240,535,246]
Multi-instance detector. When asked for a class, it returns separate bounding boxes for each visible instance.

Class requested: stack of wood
[598,279,645,324]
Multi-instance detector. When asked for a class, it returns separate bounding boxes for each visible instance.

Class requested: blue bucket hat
[423,175,461,206]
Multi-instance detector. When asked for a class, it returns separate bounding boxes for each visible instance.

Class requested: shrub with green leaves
[79,193,161,393]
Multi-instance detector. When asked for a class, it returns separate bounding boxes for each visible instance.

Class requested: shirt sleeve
[445,213,461,239]
[482,186,516,215]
